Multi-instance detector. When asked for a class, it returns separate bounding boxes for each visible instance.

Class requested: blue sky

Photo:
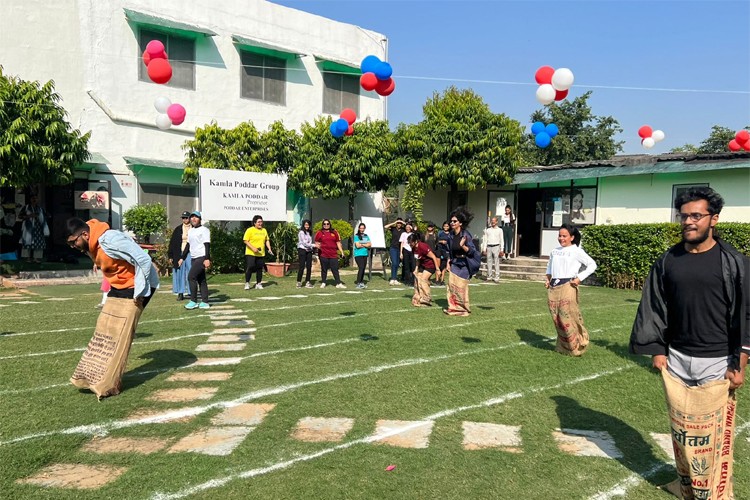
[273,0,750,154]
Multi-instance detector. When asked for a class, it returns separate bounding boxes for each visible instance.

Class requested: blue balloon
[531,121,545,135]
[535,132,552,148]
[373,61,393,80]
[545,123,559,138]
[335,118,349,134]
[329,122,343,137]
[360,55,381,74]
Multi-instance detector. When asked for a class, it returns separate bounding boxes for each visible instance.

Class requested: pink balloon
[167,103,186,125]
[146,40,166,57]
[728,140,741,152]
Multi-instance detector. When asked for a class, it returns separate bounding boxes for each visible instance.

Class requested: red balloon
[728,140,741,151]
[554,89,568,101]
[638,125,653,139]
[743,141,750,151]
[147,58,172,84]
[360,72,378,91]
[735,129,750,145]
[345,125,354,136]
[535,66,555,85]
[340,108,357,125]
[375,77,395,96]
[142,49,167,66]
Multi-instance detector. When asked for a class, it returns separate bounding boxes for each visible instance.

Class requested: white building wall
[0,0,387,226]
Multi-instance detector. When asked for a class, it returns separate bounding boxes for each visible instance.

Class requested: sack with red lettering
[661,369,736,500]
[70,298,142,399]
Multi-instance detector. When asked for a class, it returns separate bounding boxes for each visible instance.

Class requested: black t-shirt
[664,243,733,357]
[424,231,437,252]
[390,226,404,249]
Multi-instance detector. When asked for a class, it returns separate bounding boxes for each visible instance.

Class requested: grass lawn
[0,274,748,499]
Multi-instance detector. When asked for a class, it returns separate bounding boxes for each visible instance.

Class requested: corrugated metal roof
[124,156,184,170]
[124,8,217,37]
[232,34,305,60]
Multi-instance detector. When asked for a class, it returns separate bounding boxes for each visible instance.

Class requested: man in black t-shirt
[384,218,405,285]
[630,187,749,498]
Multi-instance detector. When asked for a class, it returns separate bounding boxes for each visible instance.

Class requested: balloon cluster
[142,40,172,84]
[329,108,357,138]
[728,130,750,151]
[531,121,559,148]
[638,125,665,149]
[359,55,395,96]
[534,66,574,105]
[154,97,186,130]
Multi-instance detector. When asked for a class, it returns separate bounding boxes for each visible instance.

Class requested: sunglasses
[322,222,331,226]
[450,219,459,223]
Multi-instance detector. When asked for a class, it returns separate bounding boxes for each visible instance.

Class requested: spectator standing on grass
[168,211,192,301]
[353,222,371,289]
[399,221,415,286]
[481,217,504,282]
[180,211,211,310]
[315,219,345,289]
[409,233,440,307]
[296,219,314,288]
[385,218,405,285]
[501,205,515,259]
[19,194,47,263]
[436,221,451,287]
[243,215,273,290]
[544,223,597,357]
[630,187,748,499]
[65,217,159,398]
[444,207,479,317]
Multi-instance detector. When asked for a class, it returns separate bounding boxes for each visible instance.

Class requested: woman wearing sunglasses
[444,206,479,317]
[314,219,346,288]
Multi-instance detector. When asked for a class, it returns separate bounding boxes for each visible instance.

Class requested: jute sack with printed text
[661,369,736,499]
[70,297,142,399]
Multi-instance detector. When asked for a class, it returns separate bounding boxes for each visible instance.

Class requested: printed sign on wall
[199,169,287,221]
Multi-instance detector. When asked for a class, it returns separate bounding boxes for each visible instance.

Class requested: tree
[289,117,397,221]
[182,120,299,183]
[0,66,90,187]
[524,91,623,166]
[670,125,748,154]
[395,87,524,218]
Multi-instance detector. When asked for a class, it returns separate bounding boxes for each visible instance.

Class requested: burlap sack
[70,297,143,399]
[661,369,736,499]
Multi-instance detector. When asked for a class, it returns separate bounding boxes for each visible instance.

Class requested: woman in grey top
[296,219,314,288]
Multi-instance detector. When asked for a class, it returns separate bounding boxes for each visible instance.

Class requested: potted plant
[266,221,299,277]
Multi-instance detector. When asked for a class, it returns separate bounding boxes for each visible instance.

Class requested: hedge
[582,222,750,290]
[206,222,247,274]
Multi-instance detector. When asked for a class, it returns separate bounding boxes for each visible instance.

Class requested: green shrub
[582,222,750,290]
[206,222,246,274]
[122,203,168,243]
[268,221,299,264]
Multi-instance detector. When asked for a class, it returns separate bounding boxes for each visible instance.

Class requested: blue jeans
[389,246,400,281]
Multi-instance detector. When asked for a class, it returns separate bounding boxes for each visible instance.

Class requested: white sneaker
[305,282,314,288]
[336,283,346,289]
[320,283,326,288]
[244,282,250,290]
[255,283,264,290]
[389,280,398,286]
[296,282,302,288]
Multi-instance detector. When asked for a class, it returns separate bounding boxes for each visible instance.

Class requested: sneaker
[389,280,398,286]
[336,283,346,289]
[320,283,326,288]
[355,283,363,289]
[95,303,104,309]
[244,282,250,290]
[184,301,198,310]
[305,282,314,288]
[255,283,264,290]
[296,282,302,288]
[198,301,210,309]
[177,293,184,301]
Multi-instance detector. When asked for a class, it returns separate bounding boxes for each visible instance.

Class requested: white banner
[199,169,287,221]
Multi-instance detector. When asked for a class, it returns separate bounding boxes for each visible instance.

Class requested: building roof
[512,151,750,184]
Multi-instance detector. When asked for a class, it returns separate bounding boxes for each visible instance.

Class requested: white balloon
[154,97,172,114]
[652,130,665,142]
[536,84,556,105]
[155,114,172,130]
[551,68,575,91]
[642,137,655,149]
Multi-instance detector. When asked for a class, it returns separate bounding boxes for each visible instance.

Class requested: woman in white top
[545,223,597,357]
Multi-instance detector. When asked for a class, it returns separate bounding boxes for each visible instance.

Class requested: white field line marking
[0,382,70,396]
[258,308,414,330]
[149,366,632,500]
[588,462,672,500]
[736,418,750,436]
[1,315,209,338]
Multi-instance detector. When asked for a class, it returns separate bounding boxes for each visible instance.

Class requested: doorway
[516,188,542,256]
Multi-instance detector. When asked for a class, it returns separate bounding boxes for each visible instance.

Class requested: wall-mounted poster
[74,190,110,210]
[569,188,596,225]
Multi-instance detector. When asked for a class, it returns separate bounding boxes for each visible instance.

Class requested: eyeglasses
[450,219,459,224]
[67,233,83,247]
[678,212,713,222]
[322,222,331,226]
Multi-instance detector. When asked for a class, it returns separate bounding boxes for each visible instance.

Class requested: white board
[360,216,386,249]
[199,168,287,221]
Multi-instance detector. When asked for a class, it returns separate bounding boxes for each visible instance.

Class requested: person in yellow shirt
[243,215,273,290]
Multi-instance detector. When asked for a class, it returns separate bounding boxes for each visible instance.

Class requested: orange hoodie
[87,219,136,290]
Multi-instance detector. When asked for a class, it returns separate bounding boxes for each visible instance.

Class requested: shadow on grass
[122,349,198,390]
[552,395,668,487]
[0,331,15,336]
[339,311,356,317]
[476,305,495,310]
[625,298,641,303]
[434,298,448,308]
[360,334,379,341]
[134,332,154,339]
[208,293,231,302]
[461,337,481,343]
[516,329,555,352]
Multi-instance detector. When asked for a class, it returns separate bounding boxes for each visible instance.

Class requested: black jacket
[168,224,186,263]
[629,238,750,361]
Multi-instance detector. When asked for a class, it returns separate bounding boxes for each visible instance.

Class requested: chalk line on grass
[588,462,672,500]
[2,315,209,338]
[148,367,632,500]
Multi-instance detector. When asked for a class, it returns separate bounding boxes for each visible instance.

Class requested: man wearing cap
[384,218,405,285]
[168,211,192,301]
[179,211,211,309]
